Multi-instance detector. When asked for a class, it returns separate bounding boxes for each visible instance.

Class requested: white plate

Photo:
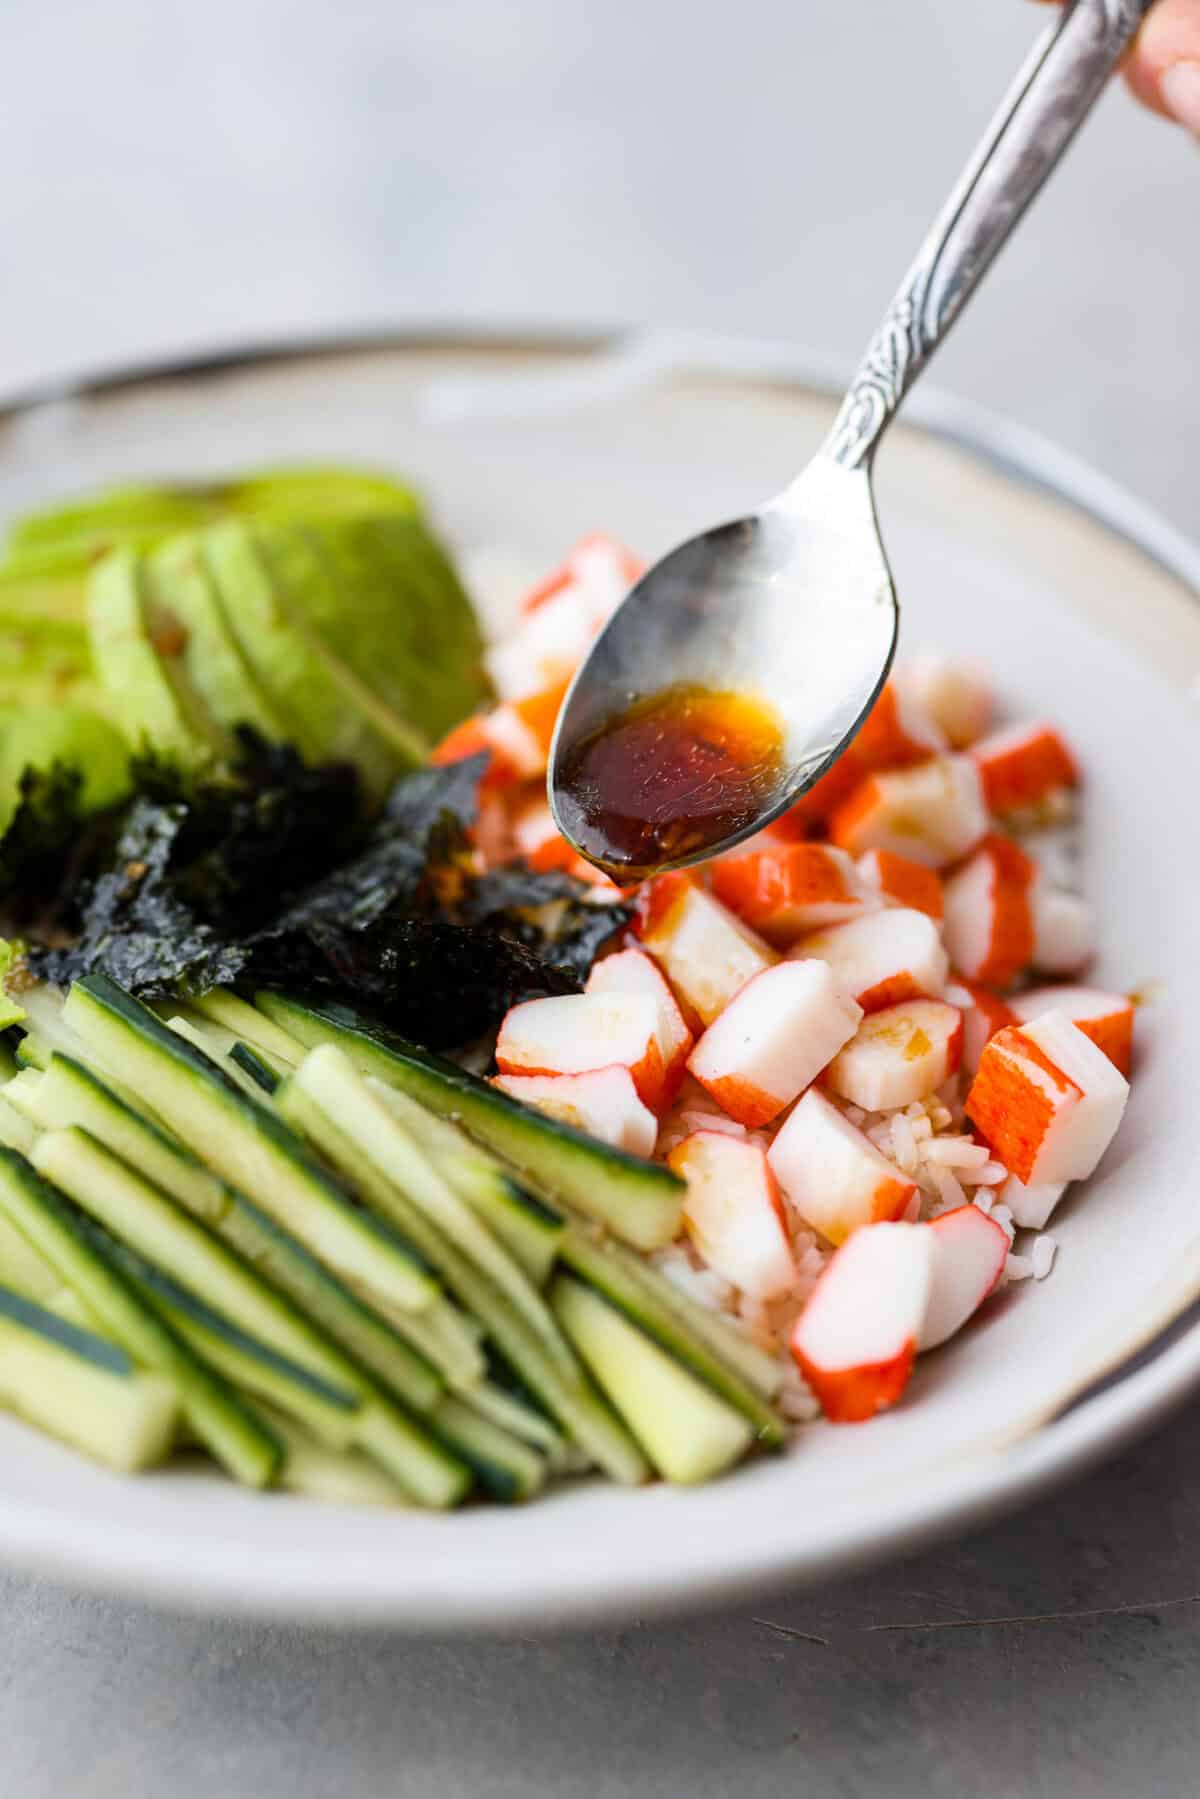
[1,334,1198,1630]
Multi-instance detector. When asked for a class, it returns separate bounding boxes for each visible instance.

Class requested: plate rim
[1,325,1198,1629]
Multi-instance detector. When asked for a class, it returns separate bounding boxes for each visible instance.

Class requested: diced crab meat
[831,755,988,868]
[856,848,944,921]
[687,961,862,1129]
[997,1172,1068,1231]
[971,722,1079,815]
[587,948,694,1100]
[826,999,964,1113]
[1010,984,1134,1077]
[792,906,949,1012]
[495,992,667,1109]
[965,1010,1128,1186]
[485,586,597,701]
[429,682,568,784]
[942,833,1036,987]
[667,1131,797,1300]
[633,874,777,1026]
[493,1067,658,1158]
[1031,883,1095,975]
[522,532,643,620]
[899,654,993,749]
[768,1088,918,1246]
[945,979,1018,1077]
[917,1204,1010,1350]
[852,679,946,771]
[711,842,870,945]
[790,1222,934,1421]
[510,796,573,871]
[771,755,866,838]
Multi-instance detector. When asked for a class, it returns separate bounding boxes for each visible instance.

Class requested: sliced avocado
[0,705,130,829]
[0,614,99,709]
[224,466,422,523]
[87,549,225,769]
[143,533,293,743]
[290,515,490,743]
[253,523,429,765]
[201,520,404,797]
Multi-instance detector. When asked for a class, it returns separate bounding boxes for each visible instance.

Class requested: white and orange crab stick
[856,848,944,922]
[429,679,569,787]
[633,873,777,1027]
[996,1172,1068,1231]
[1010,984,1135,1077]
[495,992,667,1110]
[790,1222,934,1421]
[493,1067,659,1158]
[900,654,993,749]
[768,1088,918,1245]
[825,999,964,1113]
[851,679,946,772]
[918,1203,1010,1350]
[487,533,643,700]
[942,832,1037,987]
[1030,883,1095,976]
[771,754,867,840]
[587,947,694,1103]
[944,978,1018,1077]
[686,961,862,1129]
[710,842,871,946]
[970,721,1079,816]
[667,1132,797,1300]
[830,755,989,868]
[965,1010,1129,1187]
[790,906,949,1013]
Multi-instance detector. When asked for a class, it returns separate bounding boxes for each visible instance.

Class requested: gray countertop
[1,2,1198,1793]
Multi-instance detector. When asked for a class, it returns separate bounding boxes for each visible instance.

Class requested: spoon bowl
[549,0,1156,876]
[548,457,898,876]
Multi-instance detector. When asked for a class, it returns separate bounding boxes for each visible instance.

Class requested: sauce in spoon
[557,682,787,876]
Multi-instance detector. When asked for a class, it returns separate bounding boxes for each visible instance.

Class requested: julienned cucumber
[276,1079,649,1487]
[559,1231,786,1447]
[188,991,306,1067]
[255,993,684,1251]
[288,1048,574,1376]
[430,1395,546,1503]
[0,1149,280,1486]
[29,1128,469,1506]
[249,1403,410,1508]
[24,1053,449,1410]
[0,1282,180,1472]
[551,1276,754,1485]
[64,976,436,1317]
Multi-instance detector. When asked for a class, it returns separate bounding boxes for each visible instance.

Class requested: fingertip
[1125,1,1200,130]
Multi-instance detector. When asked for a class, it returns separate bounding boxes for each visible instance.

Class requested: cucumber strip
[377,1294,487,1391]
[65,976,436,1316]
[88,1210,467,1506]
[367,1083,563,1283]
[278,1082,648,1486]
[0,1090,35,1154]
[189,991,305,1066]
[4,1068,43,1116]
[460,1379,570,1458]
[166,1015,267,1102]
[560,1230,786,1447]
[289,1048,574,1376]
[0,1204,63,1306]
[569,1230,784,1403]
[0,1282,180,1472]
[551,1276,755,1485]
[255,992,684,1250]
[15,1034,51,1072]
[250,1403,410,1508]
[0,1150,279,1485]
[229,1042,280,1096]
[428,1394,545,1502]
[25,1055,446,1414]
[0,1040,20,1085]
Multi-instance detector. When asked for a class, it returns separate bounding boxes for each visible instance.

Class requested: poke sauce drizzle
[560,682,787,875]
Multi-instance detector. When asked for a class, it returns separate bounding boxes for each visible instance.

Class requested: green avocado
[0,704,131,830]
[143,534,292,744]
[269,515,490,744]
[201,521,406,798]
[0,614,100,710]
[86,549,226,770]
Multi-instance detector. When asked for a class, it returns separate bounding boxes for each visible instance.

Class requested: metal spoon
[549,0,1155,878]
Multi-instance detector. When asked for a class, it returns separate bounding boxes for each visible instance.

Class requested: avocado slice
[0,614,100,710]
[286,515,491,743]
[87,549,226,769]
[143,534,293,744]
[201,521,406,797]
[0,704,131,829]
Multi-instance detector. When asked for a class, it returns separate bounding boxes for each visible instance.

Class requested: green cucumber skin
[0,1149,280,1486]
[255,993,684,1251]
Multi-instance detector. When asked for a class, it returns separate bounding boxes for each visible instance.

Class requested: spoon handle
[823,0,1156,471]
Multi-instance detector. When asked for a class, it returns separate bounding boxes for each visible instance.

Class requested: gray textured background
[2,2,1199,1794]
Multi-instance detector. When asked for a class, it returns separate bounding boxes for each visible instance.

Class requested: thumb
[1122,0,1200,136]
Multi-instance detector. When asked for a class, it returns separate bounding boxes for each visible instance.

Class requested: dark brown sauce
[559,682,787,874]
